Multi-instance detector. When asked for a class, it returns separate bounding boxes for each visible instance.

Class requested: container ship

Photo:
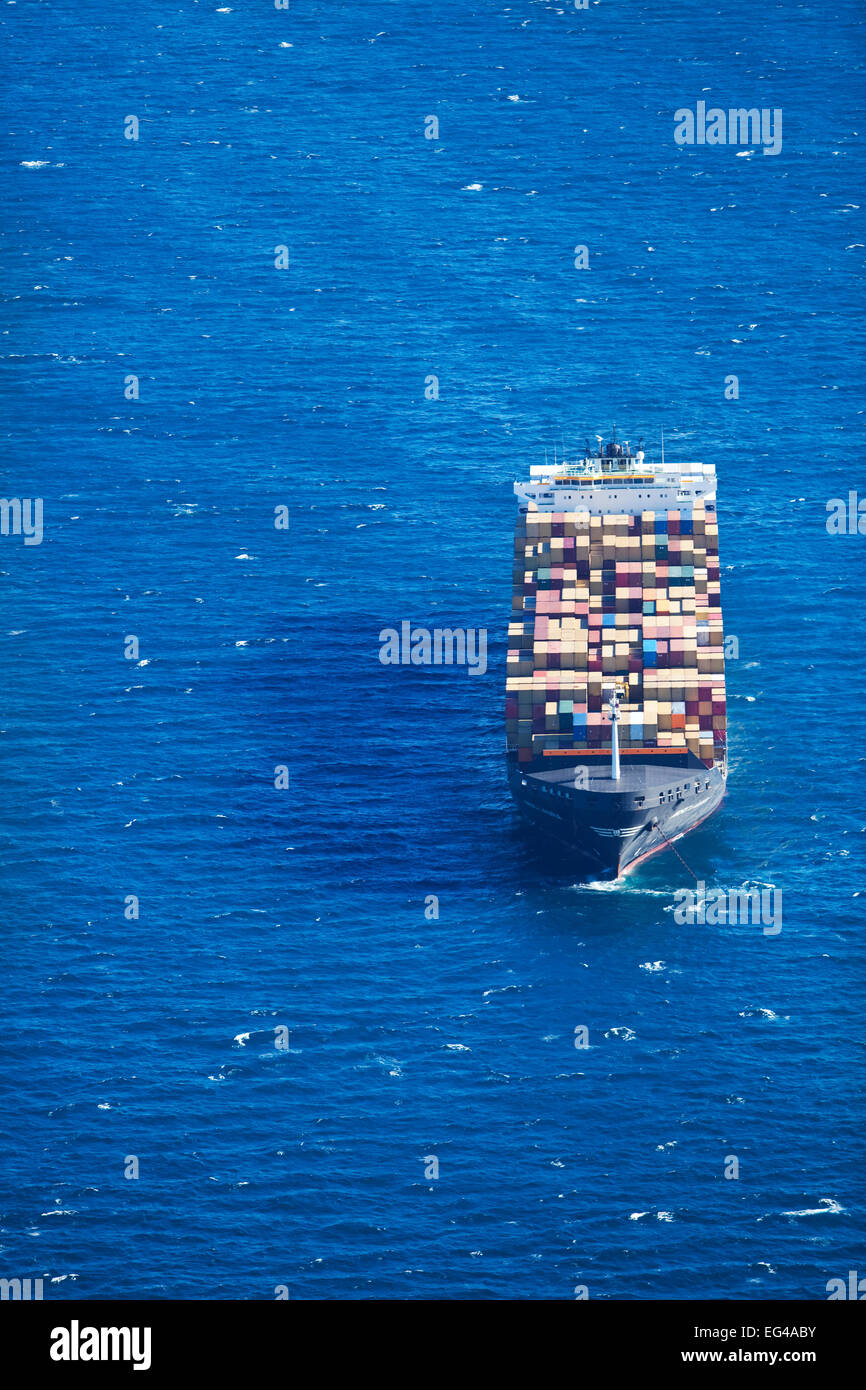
[505,434,727,878]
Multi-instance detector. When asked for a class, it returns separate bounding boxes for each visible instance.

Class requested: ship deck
[527,762,714,795]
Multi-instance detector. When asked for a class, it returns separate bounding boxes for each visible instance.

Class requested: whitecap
[365,1054,403,1077]
[782,1197,843,1217]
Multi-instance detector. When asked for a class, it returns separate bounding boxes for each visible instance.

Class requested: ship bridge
[515,439,716,516]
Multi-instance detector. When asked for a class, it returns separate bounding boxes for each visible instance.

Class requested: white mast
[605,684,622,781]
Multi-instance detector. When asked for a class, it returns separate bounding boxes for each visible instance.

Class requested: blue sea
[2,0,864,1301]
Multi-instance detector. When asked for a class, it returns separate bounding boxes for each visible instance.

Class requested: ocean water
[1,0,864,1301]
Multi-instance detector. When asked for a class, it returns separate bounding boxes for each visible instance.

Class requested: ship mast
[605,683,622,782]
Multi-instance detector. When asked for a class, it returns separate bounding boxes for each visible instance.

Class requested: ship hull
[507,754,726,879]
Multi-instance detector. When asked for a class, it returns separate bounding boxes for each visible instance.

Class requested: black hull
[507,753,726,879]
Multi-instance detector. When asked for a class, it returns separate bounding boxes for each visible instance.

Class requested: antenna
[553,442,557,469]
[661,427,665,467]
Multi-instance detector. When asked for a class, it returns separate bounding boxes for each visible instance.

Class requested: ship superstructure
[506,435,727,877]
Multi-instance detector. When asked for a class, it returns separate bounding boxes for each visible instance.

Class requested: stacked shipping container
[506,505,726,768]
